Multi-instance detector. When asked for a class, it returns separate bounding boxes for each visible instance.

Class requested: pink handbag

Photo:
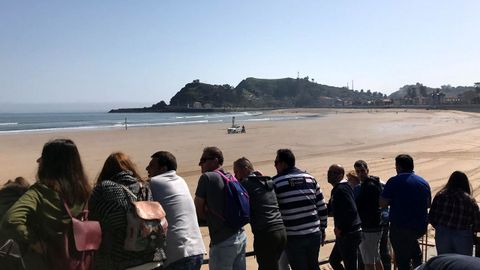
[47,200,102,270]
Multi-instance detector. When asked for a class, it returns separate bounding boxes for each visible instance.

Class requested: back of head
[37,138,90,204]
[346,170,359,185]
[97,152,142,183]
[233,157,254,180]
[444,171,471,195]
[13,177,30,188]
[395,154,414,172]
[151,151,177,171]
[276,149,295,168]
[233,157,254,172]
[354,160,368,170]
[203,146,224,165]
[328,164,345,185]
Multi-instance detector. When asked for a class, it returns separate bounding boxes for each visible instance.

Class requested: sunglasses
[200,157,215,163]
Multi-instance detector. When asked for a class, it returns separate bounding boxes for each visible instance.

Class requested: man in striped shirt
[272,149,328,270]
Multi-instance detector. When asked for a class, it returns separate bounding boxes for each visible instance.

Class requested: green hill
[169,77,386,108]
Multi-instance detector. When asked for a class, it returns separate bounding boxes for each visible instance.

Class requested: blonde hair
[346,170,359,181]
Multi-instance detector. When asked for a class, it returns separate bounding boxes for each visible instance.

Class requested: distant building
[203,103,212,109]
[193,102,202,109]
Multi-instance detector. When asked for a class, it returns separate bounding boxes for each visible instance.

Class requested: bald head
[328,164,345,186]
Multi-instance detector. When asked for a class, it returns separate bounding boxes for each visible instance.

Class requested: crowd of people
[1,138,480,270]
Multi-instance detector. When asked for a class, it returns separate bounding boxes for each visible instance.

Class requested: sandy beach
[2,108,480,268]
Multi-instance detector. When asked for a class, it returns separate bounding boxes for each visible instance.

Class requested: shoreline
[2,108,480,268]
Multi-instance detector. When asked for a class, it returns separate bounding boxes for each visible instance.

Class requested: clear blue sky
[1,0,478,106]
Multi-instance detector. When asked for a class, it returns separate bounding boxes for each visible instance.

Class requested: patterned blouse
[429,189,480,231]
[89,171,153,270]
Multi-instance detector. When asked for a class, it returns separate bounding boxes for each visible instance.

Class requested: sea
[0,111,311,134]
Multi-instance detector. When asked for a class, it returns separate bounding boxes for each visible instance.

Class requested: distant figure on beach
[327,164,362,270]
[272,149,327,270]
[354,160,384,270]
[0,139,91,270]
[0,177,30,222]
[147,151,205,269]
[194,146,247,270]
[380,154,431,270]
[89,152,162,270]
[428,171,480,256]
[234,157,286,270]
[241,125,246,133]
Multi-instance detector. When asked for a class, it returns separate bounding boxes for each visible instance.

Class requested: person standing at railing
[428,171,480,256]
[234,157,287,270]
[273,149,328,270]
[380,154,431,270]
[327,164,362,270]
[354,160,384,270]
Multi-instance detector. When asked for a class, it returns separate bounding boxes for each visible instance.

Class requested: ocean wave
[0,122,18,126]
[175,115,205,119]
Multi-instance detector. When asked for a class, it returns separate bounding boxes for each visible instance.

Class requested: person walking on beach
[0,139,91,270]
[234,157,286,270]
[89,152,163,269]
[354,160,384,270]
[272,149,328,270]
[380,154,431,270]
[327,164,362,270]
[147,151,206,270]
[194,146,247,270]
[429,171,480,255]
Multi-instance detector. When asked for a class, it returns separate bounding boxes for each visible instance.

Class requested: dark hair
[395,154,414,172]
[203,146,224,165]
[37,139,91,205]
[97,152,143,184]
[151,151,177,171]
[443,171,472,195]
[276,149,295,168]
[354,160,368,170]
[234,157,254,171]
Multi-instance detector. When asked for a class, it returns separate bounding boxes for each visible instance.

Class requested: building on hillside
[192,102,202,109]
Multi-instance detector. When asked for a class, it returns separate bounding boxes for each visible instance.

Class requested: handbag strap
[62,199,88,220]
[120,184,138,201]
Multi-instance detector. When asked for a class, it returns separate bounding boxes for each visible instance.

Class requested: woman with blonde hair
[89,152,161,270]
[429,171,480,255]
[0,138,91,269]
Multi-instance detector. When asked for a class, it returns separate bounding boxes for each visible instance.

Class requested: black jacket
[356,176,383,231]
[329,181,361,234]
[241,175,285,234]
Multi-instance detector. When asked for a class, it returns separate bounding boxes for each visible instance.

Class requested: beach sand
[2,108,480,269]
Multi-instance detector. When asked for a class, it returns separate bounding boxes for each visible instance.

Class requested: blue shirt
[381,172,431,231]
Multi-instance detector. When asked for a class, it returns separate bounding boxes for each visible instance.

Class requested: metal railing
[202,232,436,269]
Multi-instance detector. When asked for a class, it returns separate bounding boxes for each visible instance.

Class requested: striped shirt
[273,167,328,236]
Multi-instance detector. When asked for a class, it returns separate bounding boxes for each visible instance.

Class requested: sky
[1,0,479,108]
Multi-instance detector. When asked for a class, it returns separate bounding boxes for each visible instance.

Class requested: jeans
[434,225,473,256]
[389,226,424,270]
[329,230,362,270]
[164,254,203,270]
[254,228,287,270]
[286,232,321,270]
[209,229,247,270]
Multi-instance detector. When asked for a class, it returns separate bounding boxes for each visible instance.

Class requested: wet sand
[2,108,480,268]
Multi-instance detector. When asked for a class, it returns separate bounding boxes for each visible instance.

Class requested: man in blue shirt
[380,154,431,270]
